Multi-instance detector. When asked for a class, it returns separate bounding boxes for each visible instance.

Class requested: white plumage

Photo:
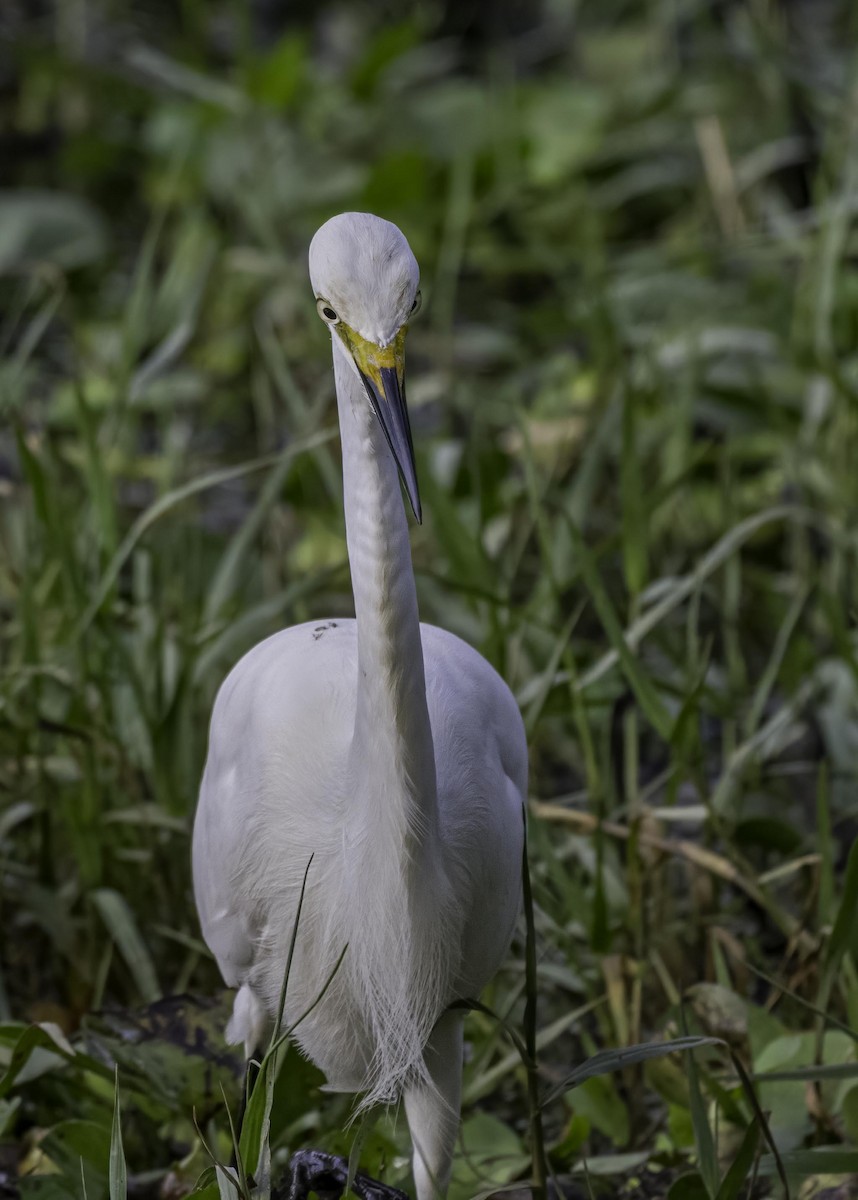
[192,212,527,1200]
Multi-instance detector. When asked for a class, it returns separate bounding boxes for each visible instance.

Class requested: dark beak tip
[362,363,422,526]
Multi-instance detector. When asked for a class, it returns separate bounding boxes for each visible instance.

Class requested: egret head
[309,212,422,522]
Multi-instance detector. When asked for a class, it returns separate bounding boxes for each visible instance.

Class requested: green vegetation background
[2,1,858,1196]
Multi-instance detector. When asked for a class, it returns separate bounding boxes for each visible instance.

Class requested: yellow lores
[336,323,408,397]
[334,322,421,522]
[193,213,528,1200]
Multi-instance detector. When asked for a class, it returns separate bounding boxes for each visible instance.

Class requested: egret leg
[403,1010,464,1200]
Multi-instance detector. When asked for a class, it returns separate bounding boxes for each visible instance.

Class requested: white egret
[192,212,528,1200]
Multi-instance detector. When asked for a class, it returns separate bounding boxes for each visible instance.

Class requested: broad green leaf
[448,1112,527,1200]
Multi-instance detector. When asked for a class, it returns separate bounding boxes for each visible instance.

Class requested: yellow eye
[316,299,340,324]
[409,290,422,318]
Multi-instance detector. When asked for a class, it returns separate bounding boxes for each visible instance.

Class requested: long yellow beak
[336,326,421,523]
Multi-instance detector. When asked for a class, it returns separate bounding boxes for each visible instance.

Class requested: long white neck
[334,345,438,852]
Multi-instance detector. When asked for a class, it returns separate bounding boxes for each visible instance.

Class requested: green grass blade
[753,1061,858,1082]
[728,1052,788,1198]
[463,998,604,1106]
[109,1069,127,1200]
[714,1116,759,1200]
[219,1083,246,1197]
[76,429,336,633]
[758,1147,858,1176]
[743,584,809,737]
[541,1036,722,1110]
[816,838,858,1048]
[564,518,673,739]
[816,761,834,929]
[522,815,548,1200]
[202,453,297,624]
[620,386,648,598]
[744,961,858,1043]
[91,888,160,1004]
[239,937,347,1179]
[523,612,578,736]
[825,836,858,972]
[576,505,800,695]
[684,1031,719,1199]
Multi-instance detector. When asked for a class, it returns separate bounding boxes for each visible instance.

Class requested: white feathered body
[193,213,528,1154]
[192,618,526,1102]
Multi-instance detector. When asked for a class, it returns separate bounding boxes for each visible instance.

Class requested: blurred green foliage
[2,0,858,1196]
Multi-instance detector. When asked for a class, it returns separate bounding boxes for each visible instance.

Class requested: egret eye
[317,299,340,324]
[409,290,422,318]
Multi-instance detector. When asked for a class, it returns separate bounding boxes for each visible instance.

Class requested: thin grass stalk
[109,1067,127,1200]
[269,853,314,1058]
[521,814,547,1200]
